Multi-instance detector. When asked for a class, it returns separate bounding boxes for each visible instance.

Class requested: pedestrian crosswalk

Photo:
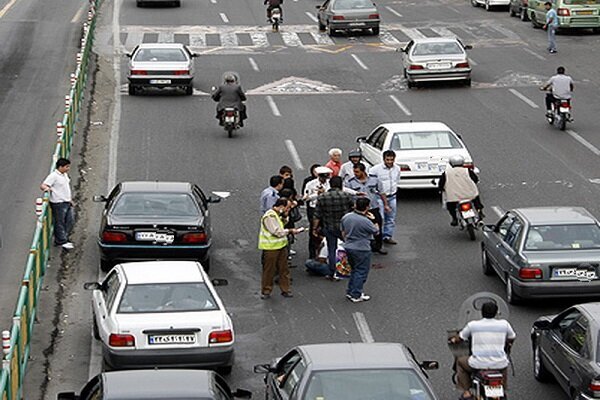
[117,21,522,54]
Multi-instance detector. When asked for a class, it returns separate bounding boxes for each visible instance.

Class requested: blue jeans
[305,259,330,276]
[382,195,397,240]
[51,202,74,245]
[547,26,556,51]
[346,249,372,299]
[323,226,342,276]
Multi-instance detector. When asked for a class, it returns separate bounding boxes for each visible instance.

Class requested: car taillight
[332,15,345,20]
[408,64,424,70]
[209,330,233,344]
[182,232,207,244]
[173,70,189,75]
[589,378,600,395]
[102,231,127,243]
[557,8,570,16]
[130,70,147,75]
[463,162,475,169]
[519,268,542,280]
[109,334,135,347]
[368,13,379,19]
[398,164,411,171]
[455,62,470,68]
[459,202,473,212]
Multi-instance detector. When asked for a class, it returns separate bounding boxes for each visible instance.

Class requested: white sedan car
[357,122,477,189]
[470,0,510,11]
[86,261,234,372]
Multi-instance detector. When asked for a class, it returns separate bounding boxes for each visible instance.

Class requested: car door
[402,40,414,69]
[193,185,210,233]
[96,271,121,341]
[269,351,308,400]
[362,127,388,166]
[318,0,331,25]
[485,213,516,272]
[498,217,524,277]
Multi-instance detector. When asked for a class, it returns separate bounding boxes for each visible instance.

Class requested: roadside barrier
[0,0,100,398]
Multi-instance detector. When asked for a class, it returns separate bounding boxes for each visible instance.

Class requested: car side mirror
[399,47,407,53]
[356,136,366,143]
[92,195,107,202]
[211,278,228,286]
[253,364,274,373]
[233,389,252,399]
[533,320,552,330]
[464,45,473,50]
[57,392,77,400]
[419,361,439,370]
[83,282,101,290]
[207,196,221,204]
[125,53,132,58]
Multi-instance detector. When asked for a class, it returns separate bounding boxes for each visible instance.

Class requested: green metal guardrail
[0,1,99,398]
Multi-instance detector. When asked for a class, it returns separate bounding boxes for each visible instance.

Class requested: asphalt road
[21,0,600,399]
[0,0,90,327]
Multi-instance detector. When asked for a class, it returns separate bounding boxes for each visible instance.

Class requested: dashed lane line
[385,6,403,18]
[248,57,260,72]
[0,0,18,18]
[219,12,229,23]
[522,47,546,61]
[567,130,600,157]
[285,140,304,170]
[351,54,369,70]
[266,95,281,116]
[389,94,412,116]
[508,88,539,109]
[491,206,504,217]
[353,312,375,343]
[305,11,318,23]
[71,2,86,23]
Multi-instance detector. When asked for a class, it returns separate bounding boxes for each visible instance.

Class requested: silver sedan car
[481,207,600,304]
[401,38,472,88]
[127,43,197,96]
[316,0,380,36]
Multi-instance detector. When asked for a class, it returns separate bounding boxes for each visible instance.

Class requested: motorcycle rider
[540,66,573,118]
[450,302,516,400]
[211,73,247,127]
[438,155,483,226]
[264,0,283,22]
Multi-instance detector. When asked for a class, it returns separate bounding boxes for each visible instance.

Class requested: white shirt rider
[459,317,516,370]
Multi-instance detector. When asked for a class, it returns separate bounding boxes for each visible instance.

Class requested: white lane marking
[220,32,238,47]
[285,140,304,170]
[281,31,302,47]
[508,88,539,109]
[385,5,402,17]
[352,312,375,343]
[219,12,229,23]
[158,31,175,43]
[305,11,318,22]
[468,58,478,66]
[266,96,281,117]
[248,57,260,72]
[0,0,18,18]
[250,32,269,47]
[351,54,369,70]
[523,47,546,61]
[448,6,461,13]
[124,31,144,49]
[389,94,412,116]
[210,0,216,3]
[567,130,600,157]
[71,3,86,23]
[107,0,122,190]
[379,30,402,46]
[431,26,457,37]
[311,31,335,45]
[189,33,206,47]
[399,26,427,39]
[491,206,504,217]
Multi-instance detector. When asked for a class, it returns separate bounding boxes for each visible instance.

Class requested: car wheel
[481,248,494,276]
[520,8,529,21]
[326,22,336,36]
[464,78,472,87]
[533,340,552,382]
[173,0,181,6]
[372,25,380,35]
[218,365,233,375]
[572,390,582,400]
[128,84,137,96]
[506,276,521,305]
[593,27,600,34]
[136,0,144,6]
[471,0,479,7]
[100,259,113,273]
[200,256,210,273]
[509,7,516,17]
[92,314,100,340]
[531,13,542,28]
[184,85,193,96]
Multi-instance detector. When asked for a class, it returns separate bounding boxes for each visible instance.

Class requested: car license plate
[559,107,570,113]
[484,385,504,397]
[150,79,171,84]
[428,163,438,171]
[427,63,451,70]
[461,209,476,219]
[553,268,597,280]
[349,22,365,26]
[148,334,196,345]
[577,10,593,15]
[225,116,235,123]
[135,232,175,244]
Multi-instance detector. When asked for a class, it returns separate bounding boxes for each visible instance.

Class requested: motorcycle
[457,199,481,241]
[211,71,244,138]
[448,292,511,400]
[541,89,572,131]
[270,7,282,32]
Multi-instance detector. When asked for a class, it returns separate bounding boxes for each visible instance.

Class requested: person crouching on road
[40,158,75,250]
[305,236,346,277]
[438,155,484,226]
[258,198,302,299]
[341,197,379,303]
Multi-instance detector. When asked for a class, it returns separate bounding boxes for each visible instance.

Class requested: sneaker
[450,220,458,227]
[289,249,297,256]
[347,293,371,303]
[383,238,397,245]
[549,49,557,54]
[281,292,293,298]
[61,242,74,250]
[545,110,552,117]
[260,293,271,300]
[374,248,388,255]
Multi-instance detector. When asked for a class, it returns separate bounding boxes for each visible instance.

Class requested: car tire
[326,22,336,36]
[464,78,472,87]
[520,8,529,21]
[531,13,542,29]
[184,85,193,96]
[572,390,582,400]
[481,248,494,276]
[533,340,552,382]
[506,276,521,305]
[372,26,380,35]
[593,28,600,34]
[136,0,144,6]
[173,0,181,6]
[218,365,233,375]
[92,315,101,340]
[509,7,516,17]
[201,256,210,273]
[100,259,113,273]
[128,84,137,96]
[407,79,415,89]
[471,0,479,7]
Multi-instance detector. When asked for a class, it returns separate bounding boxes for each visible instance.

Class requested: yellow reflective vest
[258,209,288,250]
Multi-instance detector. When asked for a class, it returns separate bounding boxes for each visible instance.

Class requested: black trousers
[307,206,318,259]
[370,207,383,251]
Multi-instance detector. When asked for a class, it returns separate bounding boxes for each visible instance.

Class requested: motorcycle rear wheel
[559,117,567,131]
[467,224,476,241]
[227,126,234,138]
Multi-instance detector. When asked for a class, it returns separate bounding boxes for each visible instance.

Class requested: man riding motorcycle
[438,155,483,226]
[540,66,574,118]
[211,73,247,127]
[450,302,516,400]
[264,0,283,22]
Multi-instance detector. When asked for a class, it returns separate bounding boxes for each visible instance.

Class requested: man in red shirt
[324,148,342,177]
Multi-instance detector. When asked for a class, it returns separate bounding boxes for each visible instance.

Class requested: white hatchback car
[357,122,477,189]
[86,261,234,372]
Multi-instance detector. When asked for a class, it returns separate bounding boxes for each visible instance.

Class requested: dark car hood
[106,215,203,226]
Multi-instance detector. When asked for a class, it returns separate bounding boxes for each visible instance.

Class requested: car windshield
[413,42,463,56]
[111,193,199,217]
[333,0,374,10]
[390,131,462,151]
[303,369,434,400]
[524,224,600,251]
[118,283,219,313]
[133,48,188,62]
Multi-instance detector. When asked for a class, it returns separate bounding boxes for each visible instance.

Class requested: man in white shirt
[339,149,368,183]
[368,150,400,245]
[451,302,516,399]
[541,66,574,117]
[40,158,75,250]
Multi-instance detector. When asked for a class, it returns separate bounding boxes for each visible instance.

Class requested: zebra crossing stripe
[379,30,403,46]
[430,27,457,38]
[221,32,238,47]
[281,32,302,47]
[158,32,175,43]
[189,34,206,47]
[399,27,427,40]
[250,32,269,47]
[310,32,334,45]
[124,31,144,49]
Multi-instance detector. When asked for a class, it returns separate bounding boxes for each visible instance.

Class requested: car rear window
[333,0,374,10]
[390,131,462,151]
[118,283,219,313]
[304,369,434,400]
[413,42,464,56]
[133,48,188,62]
[111,193,199,217]
[524,224,600,250]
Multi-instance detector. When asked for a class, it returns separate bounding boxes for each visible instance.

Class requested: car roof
[299,343,413,370]
[119,261,205,284]
[513,207,597,225]
[103,370,213,398]
[120,181,193,193]
[377,121,454,133]
[136,43,188,50]
[411,37,461,44]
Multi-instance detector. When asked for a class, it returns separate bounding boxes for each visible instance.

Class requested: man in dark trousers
[211,73,247,126]
[312,176,354,280]
[264,0,283,21]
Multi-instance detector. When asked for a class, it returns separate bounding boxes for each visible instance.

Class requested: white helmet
[449,155,465,167]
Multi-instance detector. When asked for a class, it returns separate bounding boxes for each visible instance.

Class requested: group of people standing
[257,148,401,303]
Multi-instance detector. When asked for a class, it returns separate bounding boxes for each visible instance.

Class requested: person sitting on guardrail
[40,158,75,250]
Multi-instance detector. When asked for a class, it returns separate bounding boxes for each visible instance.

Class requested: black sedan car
[57,369,251,399]
[94,181,224,272]
[531,303,600,400]
[254,343,439,400]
